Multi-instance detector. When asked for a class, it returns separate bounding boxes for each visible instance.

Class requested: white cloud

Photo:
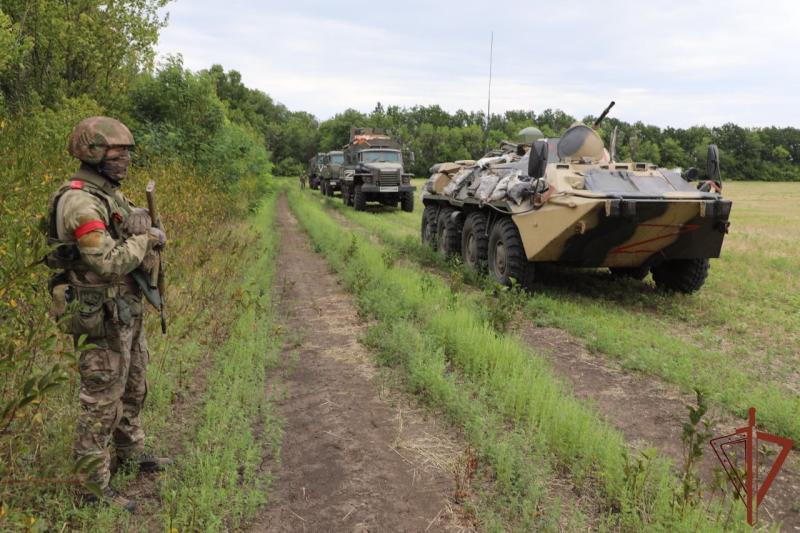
[156,0,800,128]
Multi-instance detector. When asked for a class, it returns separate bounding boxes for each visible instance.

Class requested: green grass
[0,193,282,532]
[158,194,283,531]
[288,187,745,532]
[318,183,800,444]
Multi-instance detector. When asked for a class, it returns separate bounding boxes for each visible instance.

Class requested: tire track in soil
[322,200,800,530]
[251,196,469,533]
[524,326,800,530]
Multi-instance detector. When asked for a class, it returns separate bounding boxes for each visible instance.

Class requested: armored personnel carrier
[339,128,416,212]
[420,103,732,293]
[307,152,326,190]
[320,150,345,197]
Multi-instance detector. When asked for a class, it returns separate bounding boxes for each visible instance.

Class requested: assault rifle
[131,182,167,333]
[146,180,167,334]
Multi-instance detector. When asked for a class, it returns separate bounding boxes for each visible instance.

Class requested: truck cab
[307,152,326,190]
[320,150,345,196]
[340,128,415,212]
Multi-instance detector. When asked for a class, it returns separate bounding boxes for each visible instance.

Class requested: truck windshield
[331,154,344,164]
[362,151,400,163]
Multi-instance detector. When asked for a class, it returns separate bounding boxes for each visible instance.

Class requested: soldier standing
[46,117,172,512]
[299,173,307,190]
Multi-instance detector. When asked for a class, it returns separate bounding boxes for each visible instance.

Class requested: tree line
[2,1,798,185]
[316,105,800,181]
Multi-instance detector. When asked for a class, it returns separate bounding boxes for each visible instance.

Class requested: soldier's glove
[147,227,167,250]
[123,208,152,235]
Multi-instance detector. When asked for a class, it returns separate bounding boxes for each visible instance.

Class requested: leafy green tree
[772,145,791,162]
[0,0,170,111]
[318,108,368,151]
[130,56,226,162]
[637,140,661,165]
[660,138,687,168]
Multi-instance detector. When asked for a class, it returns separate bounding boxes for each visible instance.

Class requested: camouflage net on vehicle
[424,154,548,208]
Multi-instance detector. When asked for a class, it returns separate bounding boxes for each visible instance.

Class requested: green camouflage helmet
[517,126,544,144]
[68,116,135,164]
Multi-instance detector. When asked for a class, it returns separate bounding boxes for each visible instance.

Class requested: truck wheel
[436,208,461,257]
[353,184,366,211]
[651,259,709,294]
[461,212,489,272]
[401,191,414,212]
[343,185,353,206]
[609,266,650,281]
[488,217,534,288]
[326,183,334,197]
[421,204,438,248]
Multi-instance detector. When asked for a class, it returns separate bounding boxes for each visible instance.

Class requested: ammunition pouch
[115,294,133,326]
[48,272,73,334]
[70,282,109,339]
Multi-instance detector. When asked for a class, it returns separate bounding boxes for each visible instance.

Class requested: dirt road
[322,201,799,530]
[251,196,468,532]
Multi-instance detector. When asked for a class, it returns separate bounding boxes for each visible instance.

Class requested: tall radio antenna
[485,31,494,151]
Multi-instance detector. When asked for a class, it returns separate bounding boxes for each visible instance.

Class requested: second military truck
[320,150,344,197]
[339,128,415,212]
[307,152,326,190]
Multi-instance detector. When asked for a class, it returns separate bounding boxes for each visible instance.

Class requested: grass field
[288,184,748,531]
[317,180,800,445]
[0,190,283,532]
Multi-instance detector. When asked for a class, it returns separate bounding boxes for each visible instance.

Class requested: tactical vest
[45,176,126,272]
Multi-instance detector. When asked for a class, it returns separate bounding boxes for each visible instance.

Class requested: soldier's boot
[85,486,137,513]
[120,453,174,473]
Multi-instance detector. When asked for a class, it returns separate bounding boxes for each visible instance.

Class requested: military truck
[307,152,326,190]
[339,128,415,212]
[420,103,732,294]
[320,150,345,197]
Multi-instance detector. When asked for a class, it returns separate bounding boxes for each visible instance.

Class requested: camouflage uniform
[47,118,166,498]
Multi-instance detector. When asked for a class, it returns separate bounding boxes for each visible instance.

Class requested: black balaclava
[96,149,132,182]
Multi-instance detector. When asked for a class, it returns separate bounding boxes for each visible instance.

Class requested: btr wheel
[401,191,414,212]
[436,208,462,257]
[651,259,709,294]
[421,204,438,248]
[487,217,534,288]
[435,208,456,255]
[353,184,366,211]
[461,212,489,272]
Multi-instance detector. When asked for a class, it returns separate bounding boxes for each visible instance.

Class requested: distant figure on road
[299,173,307,190]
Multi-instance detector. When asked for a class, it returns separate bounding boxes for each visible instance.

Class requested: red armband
[74,220,106,239]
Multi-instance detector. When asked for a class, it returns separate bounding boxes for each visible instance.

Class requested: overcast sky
[156,0,800,128]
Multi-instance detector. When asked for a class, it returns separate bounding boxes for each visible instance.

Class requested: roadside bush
[0,93,271,530]
[129,57,272,187]
[273,157,304,177]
